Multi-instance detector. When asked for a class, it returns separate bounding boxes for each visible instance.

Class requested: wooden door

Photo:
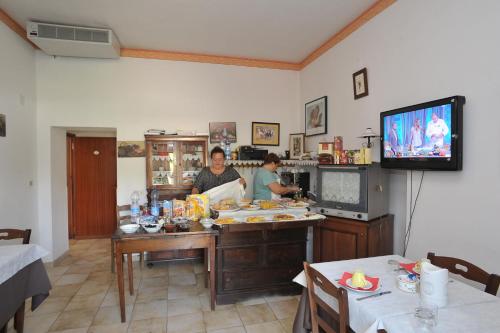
[72,137,117,238]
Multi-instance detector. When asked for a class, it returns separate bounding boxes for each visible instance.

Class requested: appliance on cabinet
[238,146,268,160]
[315,163,388,221]
[280,171,310,199]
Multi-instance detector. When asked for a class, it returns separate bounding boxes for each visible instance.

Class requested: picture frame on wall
[251,122,280,146]
[305,96,327,136]
[117,141,146,157]
[353,67,369,99]
[0,114,5,137]
[289,133,305,160]
[209,122,237,143]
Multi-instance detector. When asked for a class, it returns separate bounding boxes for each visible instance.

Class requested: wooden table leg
[111,239,115,273]
[14,301,25,333]
[204,248,208,288]
[127,253,134,295]
[116,246,126,323]
[209,236,216,310]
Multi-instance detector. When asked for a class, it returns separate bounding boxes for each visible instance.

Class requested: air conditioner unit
[26,21,120,59]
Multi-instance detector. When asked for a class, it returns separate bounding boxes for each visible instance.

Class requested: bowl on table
[200,218,214,229]
[142,223,162,233]
[120,224,140,234]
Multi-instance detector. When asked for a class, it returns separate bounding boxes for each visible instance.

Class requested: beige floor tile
[23,312,59,333]
[245,321,285,333]
[279,317,294,333]
[101,290,137,307]
[87,323,130,333]
[167,296,202,317]
[29,296,71,316]
[264,295,296,303]
[49,308,97,331]
[168,285,199,300]
[140,276,169,288]
[131,299,168,320]
[46,266,71,276]
[88,271,115,283]
[168,273,196,286]
[207,327,246,333]
[76,280,111,296]
[55,273,89,286]
[65,292,106,311]
[128,318,167,333]
[50,284,83,297]
[141,267,168,278]
[200,295,235,312]
[167,312,205,333]
[236,297,267,306]
[268,299,299,320]
[66,264,95,274]
[135,286,168,303]
[203,309,243,331]
[168,262,194,276]
[92,305,133,326]
[236,303,277,325]
[49,328,89,333]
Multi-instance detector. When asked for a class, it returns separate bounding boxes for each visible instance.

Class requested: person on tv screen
[389,122,400,154]
[409,118,423,148]
[426,112,449,147]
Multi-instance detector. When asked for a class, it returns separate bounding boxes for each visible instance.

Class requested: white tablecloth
[0,244,49,285]
[293,255,500,333]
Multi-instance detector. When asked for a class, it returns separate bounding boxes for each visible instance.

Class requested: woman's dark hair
[263,153,280,165]
[210,146,225,158]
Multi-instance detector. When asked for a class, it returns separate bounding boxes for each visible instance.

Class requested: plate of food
[259,200,282,210]
[285,201,310,208]
[273,214,296,221]
[212,198,240,212]
[214,217,239,225]
[246,216,268,223]
[338,271,381,293]
[399,259,428,275]
[239,204,260,211]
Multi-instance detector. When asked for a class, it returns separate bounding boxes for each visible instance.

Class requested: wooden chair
[0,229,31,333]
[303,262,351,333]
[427,252,500,296]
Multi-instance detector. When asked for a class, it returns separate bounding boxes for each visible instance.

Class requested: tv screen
[380,96,465,170]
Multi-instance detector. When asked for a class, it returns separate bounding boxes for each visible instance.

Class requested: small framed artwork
[0,114,5,137]
[117,141,146,157]
[289,133,305,159]
[251,122,280,146]
[305,96,327,137]
[353,67,369,99]
[209,122,237,143]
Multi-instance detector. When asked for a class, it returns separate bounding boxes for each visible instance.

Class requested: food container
[119,224,140,234]
[142,224,162,233]
[397,274,419,293]
[318,142,334,155]
[200,218,214,229]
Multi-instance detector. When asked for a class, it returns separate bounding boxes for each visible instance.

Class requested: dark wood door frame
[66,133,76,239]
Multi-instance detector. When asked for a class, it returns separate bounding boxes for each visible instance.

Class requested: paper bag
[420,261,449,307]
[203,179,245,204]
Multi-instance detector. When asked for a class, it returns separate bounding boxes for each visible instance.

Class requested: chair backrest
[304,262,350,333]
[427,252,500,296]
[0,229,31,244]
[117,204,132,225]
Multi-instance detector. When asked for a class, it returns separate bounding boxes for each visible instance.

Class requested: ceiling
[0,0,379,63]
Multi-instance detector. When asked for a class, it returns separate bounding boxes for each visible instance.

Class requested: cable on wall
[403,170,425,257]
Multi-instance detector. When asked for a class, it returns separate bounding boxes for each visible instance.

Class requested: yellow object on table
[351,270,368,288]
[186,194,209,221]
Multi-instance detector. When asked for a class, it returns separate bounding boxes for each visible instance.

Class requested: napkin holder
[420,262,449,307]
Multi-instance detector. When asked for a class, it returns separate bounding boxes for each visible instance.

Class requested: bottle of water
[151,187,160,217]
[223,139,231,160]
[130,191,141,223]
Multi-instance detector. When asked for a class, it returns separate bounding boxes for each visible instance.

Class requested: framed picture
[251,122,280,146]
[289,133,305,159]
[117,141,146,157]
[0,114,5,137]
[353,67,369,99]
[305,96,327,136]
[209,122,237,143]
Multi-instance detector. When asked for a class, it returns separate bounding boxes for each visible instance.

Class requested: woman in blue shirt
[253,153,299,200]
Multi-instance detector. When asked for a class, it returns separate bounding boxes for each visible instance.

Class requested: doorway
[67,135,117,238]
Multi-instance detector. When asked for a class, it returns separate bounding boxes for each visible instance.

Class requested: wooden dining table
[112,221,218,323]
[292,255,500,333]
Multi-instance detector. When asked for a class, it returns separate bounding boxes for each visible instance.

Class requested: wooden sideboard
[313,214,394,262]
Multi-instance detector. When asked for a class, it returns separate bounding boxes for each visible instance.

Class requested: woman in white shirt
[409,119,423,148]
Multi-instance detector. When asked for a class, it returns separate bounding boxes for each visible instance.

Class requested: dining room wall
[299,0,500,274]
[35,54,300,259]
[0,24,39,245]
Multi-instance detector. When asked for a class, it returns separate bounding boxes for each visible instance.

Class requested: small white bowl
[120,224,140,234]
[397,274,419,293]
[200,218,214,229]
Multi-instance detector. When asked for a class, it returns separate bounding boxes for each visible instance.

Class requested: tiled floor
[6,239,299,333]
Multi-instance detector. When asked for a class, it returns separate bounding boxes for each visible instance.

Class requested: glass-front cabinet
[145,135,208,198]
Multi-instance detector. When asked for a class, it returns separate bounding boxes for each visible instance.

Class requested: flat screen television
[380,96,465,170]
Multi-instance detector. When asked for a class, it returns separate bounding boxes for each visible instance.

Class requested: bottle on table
[151,187,160,217]
[130,191,141,223]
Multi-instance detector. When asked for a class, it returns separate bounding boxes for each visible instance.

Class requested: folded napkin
[399,262,419,275]
[420,262,449,307]
[339,272,379,291]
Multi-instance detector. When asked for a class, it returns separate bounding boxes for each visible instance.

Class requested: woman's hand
[239,178,246,186]
[288,185,300,193]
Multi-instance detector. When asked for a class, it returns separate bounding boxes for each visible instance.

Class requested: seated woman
[192,146,245,194]
[253,153,299,200]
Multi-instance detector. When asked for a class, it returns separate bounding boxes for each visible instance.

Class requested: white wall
[300,0,500,273]
[35,54,300,259]
[0,25,38,244]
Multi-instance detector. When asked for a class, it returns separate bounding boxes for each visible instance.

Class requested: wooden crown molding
[299,0,396,69]
[0,8,38,49]
[0,0,396,71]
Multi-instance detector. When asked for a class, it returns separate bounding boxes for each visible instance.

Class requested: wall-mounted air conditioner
[27,21,120,59]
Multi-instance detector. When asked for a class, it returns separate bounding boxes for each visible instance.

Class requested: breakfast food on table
[351,270,368,288]
[212,198,239,211]
[186,194,209,221]
[286,201,309,208]
[215,217,237,224]
[259,200,281,210]
[273,214,295,221]
[413,258,429,274]
[246,216,266,223]
[239,204,260,210]
[173,199,186,217]
[239,198,252,205]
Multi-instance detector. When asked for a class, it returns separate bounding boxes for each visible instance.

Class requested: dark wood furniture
[0,229,31,333]
[427,252,500,296]
[304,262,350,333]
[313,215,393,263]
[214,218,323,304]
[113,222,217,322]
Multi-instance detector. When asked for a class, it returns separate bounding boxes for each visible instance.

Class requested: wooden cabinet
[145,135,208,200]
[313,214,394,263]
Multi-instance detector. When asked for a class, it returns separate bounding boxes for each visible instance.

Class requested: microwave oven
[315,163,388,221]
